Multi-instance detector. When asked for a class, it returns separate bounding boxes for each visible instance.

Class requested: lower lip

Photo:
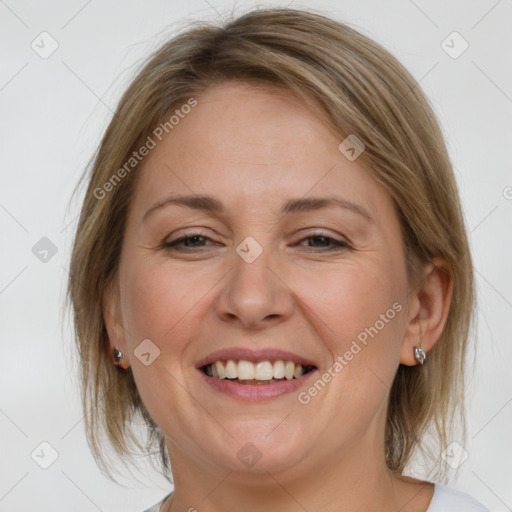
[199,369,318,401]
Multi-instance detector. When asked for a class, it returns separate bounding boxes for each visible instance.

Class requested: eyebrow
[143,194,374,223]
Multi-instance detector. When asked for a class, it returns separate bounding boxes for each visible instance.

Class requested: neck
[161,423,430,512]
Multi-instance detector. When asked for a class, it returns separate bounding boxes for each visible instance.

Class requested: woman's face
[109,82,416,477]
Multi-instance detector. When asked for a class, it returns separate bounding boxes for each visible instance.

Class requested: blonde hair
[68,7,475,483]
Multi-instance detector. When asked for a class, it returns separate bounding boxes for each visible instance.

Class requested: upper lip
[195,347,318,369]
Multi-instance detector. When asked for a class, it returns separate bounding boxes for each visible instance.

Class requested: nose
[214,247,294,330]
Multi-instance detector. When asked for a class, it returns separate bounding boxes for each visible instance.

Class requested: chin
[213,418,311,475]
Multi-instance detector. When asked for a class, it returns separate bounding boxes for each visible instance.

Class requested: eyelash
[162,231,352,252]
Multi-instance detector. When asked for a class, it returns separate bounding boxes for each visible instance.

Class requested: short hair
[67,7,475,483]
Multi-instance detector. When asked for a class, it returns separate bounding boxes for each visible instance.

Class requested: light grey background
[1,0,511,510]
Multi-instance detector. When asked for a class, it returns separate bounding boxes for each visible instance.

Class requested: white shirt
[428,484,490,511]
[143,484,491,511]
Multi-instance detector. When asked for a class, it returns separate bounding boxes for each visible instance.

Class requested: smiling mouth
[200,359,316,385]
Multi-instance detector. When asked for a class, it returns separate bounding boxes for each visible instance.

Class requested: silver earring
[113,347,125,367]
[414,346,426,365]
[414,315,426,365]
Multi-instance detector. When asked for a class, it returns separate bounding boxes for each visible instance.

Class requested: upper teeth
[205,360,306,380]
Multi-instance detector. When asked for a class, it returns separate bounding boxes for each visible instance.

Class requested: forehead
[131,82,395,222]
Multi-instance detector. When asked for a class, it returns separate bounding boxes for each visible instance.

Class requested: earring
[413,314,426,365]
[112,347,125,367]
[414,346,426,365]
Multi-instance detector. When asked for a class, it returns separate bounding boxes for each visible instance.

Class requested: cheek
[297,263,406,425]
[296,260,407,423]
[296,260,405,352]
[121,258,219,344]
[118,259,221,429]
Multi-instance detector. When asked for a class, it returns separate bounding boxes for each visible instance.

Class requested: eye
[161,231,351,253]
[162,232,220,251]
[295,233,352,252]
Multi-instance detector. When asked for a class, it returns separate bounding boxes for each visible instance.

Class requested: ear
[400,258,453,366]
[103,276,130,369]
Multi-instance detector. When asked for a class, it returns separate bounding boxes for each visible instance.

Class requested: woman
[68,7,490,512]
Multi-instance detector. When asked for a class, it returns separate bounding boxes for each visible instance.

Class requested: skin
[104,82,453,512]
